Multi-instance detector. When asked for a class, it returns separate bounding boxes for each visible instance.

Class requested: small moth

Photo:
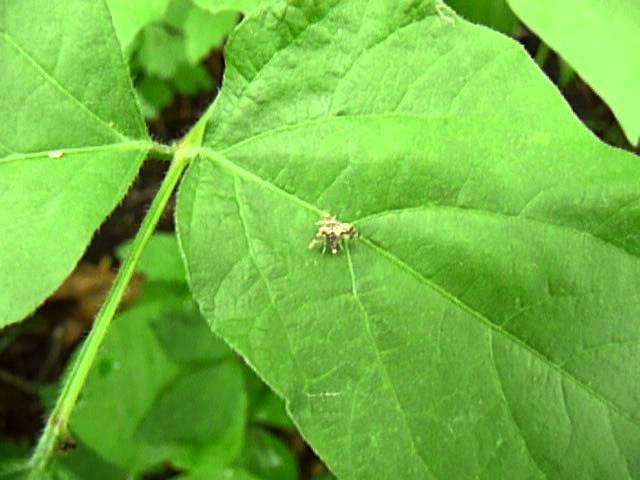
[48,150,64,159]
[309,213,359,255]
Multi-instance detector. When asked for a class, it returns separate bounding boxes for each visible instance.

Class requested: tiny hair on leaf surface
[0,0,151,328]
[176,0,640,478]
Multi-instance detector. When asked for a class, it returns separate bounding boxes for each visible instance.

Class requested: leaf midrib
[345,247,437,479]
[206,139,640,260]
[0,141,152,165]
[356,204,640,263]
[200,147,640,433]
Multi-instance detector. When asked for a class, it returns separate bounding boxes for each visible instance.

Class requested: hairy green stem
[28,147,190,476]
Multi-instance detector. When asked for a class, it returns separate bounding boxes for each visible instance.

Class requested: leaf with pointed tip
[0,0,150,328]
[507,0,640,146]
[176,0,640,478]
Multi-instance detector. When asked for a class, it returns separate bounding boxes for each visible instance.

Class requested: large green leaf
[0,0,150,328]
[176,0,640,478]
[182,6,239,64]
[506,0,640,146]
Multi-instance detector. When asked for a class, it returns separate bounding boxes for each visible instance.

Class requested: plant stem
[28,147,191,476]
[149,142,176,161]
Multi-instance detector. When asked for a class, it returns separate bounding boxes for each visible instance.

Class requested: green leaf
[174,64,215,96]
[71,236,247,474]
[0,444,28,464]
[237,429,298,480]
[178,467,261,480]
[182,6,240,64]
[106,0,171,50]
[136,76,174,119]
[0,443,29,480]
[0,0,149,328]
[116,232,186,283]
[245,369,294,430]
[136,363,247,470]
[151,306,233,364]
[506,0,640,146]
[162,0,240,67]
[51,443,127,480]
[176,0,640,478]
[166,0,194,29]
[0,465,28,480]
[250,390,294,431]
[192,0,268,15]
[137,24,187,78]
[445,0,518,34]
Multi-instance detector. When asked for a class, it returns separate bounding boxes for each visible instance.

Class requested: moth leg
[330,236,339,255]
[308,236,320,250]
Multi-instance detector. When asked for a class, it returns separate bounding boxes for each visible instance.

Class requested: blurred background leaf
[444,0,519,35]
[506,0,640,146]
[108,0,271,121]
[107,0,172,50]
[66,235,298,478]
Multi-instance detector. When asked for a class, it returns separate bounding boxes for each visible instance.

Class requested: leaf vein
[489,331,546,476]
[345,248,437,479]
[357,204,640,261]
[0,32,129,141]
[232,176,304,393]
[203,151,640,433]
[0,141,151,165]
[215,112,466,154]
[362,236,640,431]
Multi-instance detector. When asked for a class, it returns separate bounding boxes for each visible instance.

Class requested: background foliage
[1,0,639,479]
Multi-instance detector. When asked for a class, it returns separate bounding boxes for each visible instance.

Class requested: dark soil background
[0,25,636,479]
